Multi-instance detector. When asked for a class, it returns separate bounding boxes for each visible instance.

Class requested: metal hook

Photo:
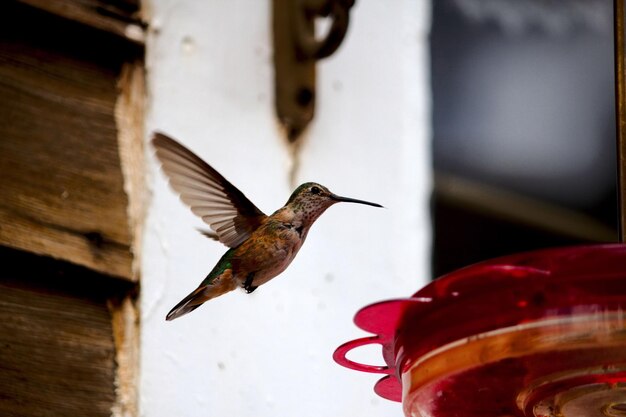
[294,0,354,60]
[273,0,355,142]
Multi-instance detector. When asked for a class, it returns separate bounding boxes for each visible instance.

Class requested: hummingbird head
[286,182,382,226]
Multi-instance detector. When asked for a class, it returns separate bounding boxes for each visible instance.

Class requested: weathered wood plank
[0,207,134,279]
[0,3,144,280]
[0,4,143,416]
[0,248,134,417]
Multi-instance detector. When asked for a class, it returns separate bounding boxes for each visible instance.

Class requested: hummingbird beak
[330,193,383,208]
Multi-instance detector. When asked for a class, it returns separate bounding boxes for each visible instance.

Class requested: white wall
[141,1,431,416]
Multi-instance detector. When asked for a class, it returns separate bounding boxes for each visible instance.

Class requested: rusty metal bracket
[273,0,355,142]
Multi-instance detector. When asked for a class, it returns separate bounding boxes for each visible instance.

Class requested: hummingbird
[152,132,382,321]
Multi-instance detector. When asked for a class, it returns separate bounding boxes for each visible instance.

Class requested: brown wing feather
[152,132,267,248]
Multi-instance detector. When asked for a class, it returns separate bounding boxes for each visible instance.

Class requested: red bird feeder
[334,244,626,417]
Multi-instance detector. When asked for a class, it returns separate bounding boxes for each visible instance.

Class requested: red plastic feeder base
[334,244,626,417]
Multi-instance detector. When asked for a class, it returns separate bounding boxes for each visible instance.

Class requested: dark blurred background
[430,0,618,277]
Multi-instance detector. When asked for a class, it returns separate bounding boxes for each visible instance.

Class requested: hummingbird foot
[243,272,258,293]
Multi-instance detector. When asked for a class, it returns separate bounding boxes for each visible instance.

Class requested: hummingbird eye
[310,186,321,195]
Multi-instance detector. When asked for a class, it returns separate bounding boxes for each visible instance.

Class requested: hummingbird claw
[243,272,257,293]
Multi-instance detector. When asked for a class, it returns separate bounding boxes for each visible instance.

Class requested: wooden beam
[0,3,144,280]
[0,275,116,416]
[0,210,134,279]
[0,247,137,417]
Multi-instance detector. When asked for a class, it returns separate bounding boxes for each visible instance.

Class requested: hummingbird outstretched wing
[152,132,268,248]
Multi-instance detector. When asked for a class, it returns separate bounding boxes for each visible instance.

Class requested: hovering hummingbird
[152,132,382,321]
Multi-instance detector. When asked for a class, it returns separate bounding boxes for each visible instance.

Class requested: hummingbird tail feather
[165,288,205,321]
[165,271,238,321]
